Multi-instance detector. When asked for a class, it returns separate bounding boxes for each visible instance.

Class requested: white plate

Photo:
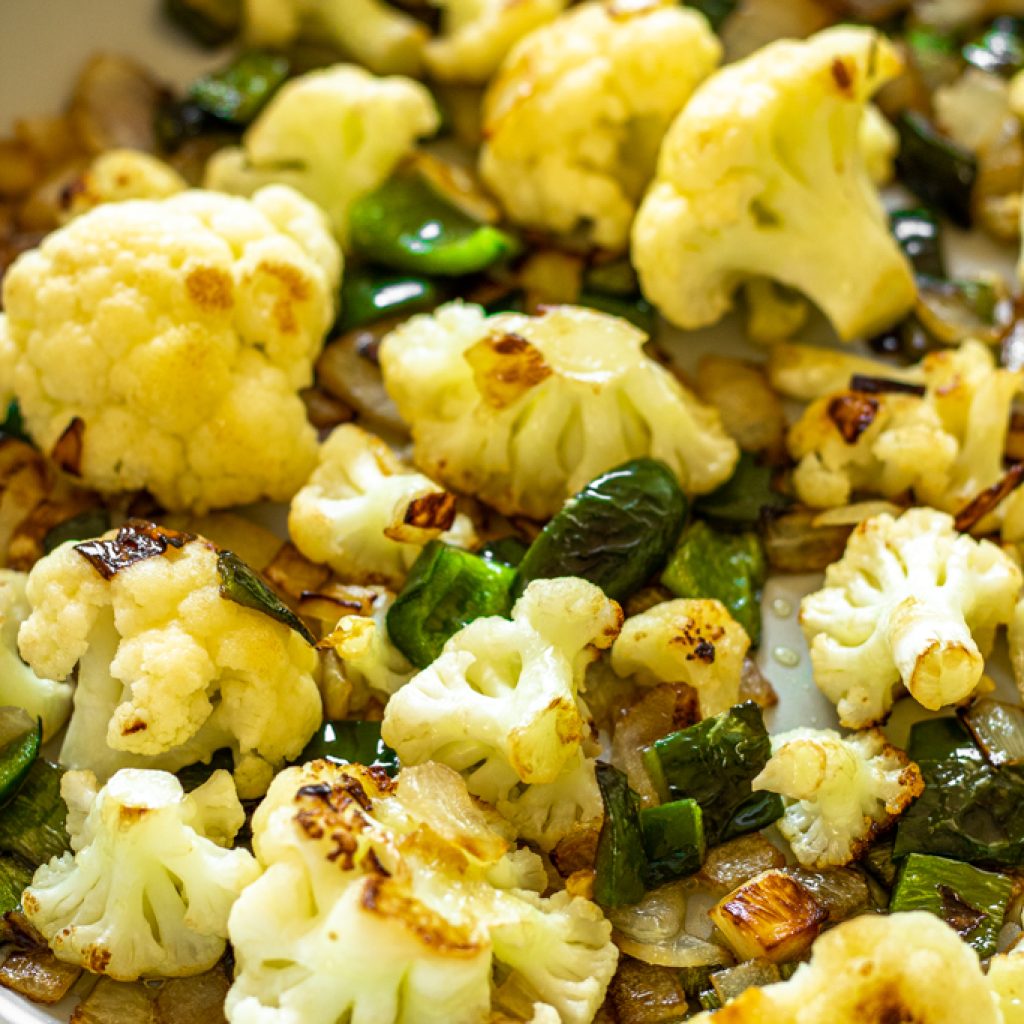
[1,2,1022,1019]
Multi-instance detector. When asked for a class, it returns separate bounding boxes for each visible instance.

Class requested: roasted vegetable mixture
[7,0,1024,1021]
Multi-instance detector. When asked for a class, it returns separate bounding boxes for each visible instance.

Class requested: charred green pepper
[694,453,790,529]
[643,703,782,846]
[188,50,290,125]
[890,208,946,280]
[660,520,766,645]
[890,853,1011,957]
[896,112,977,228]
[387,541,515,668]
[639,799,705,887]
[513,459,688,603]
[0,760,69,867]
[594,763,648,908]
[964,17,1024,77]
[163,0,241,46]
[0,710,40,806]
[349,170,518,276]
[338,267,445,332]
[300,720,400,776]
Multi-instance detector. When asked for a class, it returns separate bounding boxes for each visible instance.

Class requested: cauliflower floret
[687,912,1000,1024]
[288,423,476,589]
[610,598,749,718]
[633,27,915,341]
[989,947,1024,1024]
[205,66,438,246]
[380,302,738,519]
[1,185,339,513]
[425,0,567,84]
[860,103,898,187]
[479,0,720,252]
[752,727,923,869]
[60,149,186,222]
[789,341,1024,533]
[243,0,427,75]
[318,586,414,710]
[23,768,259,981]
[18,522,322,798]
[0,570,72,740]
[226,760,618,1024]
[382,577,621,847]
[799,508,1021,728]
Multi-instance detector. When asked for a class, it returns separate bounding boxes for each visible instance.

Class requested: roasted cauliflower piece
[753,728,923,868]
[379,302,738,520]
[633,27,915,341]
[800,509,1021,728]
[24,768,259,981]
[226,760,618,1024]
[687,912,1000,1024]
[610,598,749,718]
[1,185,340,513]
[204,65,438,246]
[242,0,427,76]
[479,0,720,252]
[382,577,621,848]
[60,149,186,221]
[0,569,72,740]
[288,424,476,589]
[425,0,566,84]
[789,341,1024,533]
[17,521,322,797]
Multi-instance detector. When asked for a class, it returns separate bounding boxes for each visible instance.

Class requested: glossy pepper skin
[593,763,647,909]
[386,541,515,668]
[349,170,518,276]
[513,458,688,603]
[338,267,444,332]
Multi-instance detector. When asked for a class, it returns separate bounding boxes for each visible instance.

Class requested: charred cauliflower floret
[425,0,566,84]
[204,65,438,246]
[789,341,1024,533]
[688,912,1000,1024]
[0,185,339,513]
[317,586,415,712]
[226,760,618,1024]
[800,509,1021,728]
[610,598,749,718]
[242,0,428,76]
[633,27,915,341]
[379,302,738,520]
[288,424,476,589]
[753,728,923,868]
[24,768,259,981]
[479,0,720,252]
[17,521,322,798]
[60,149,186,221]
[382,577,621,848]
[0,570,72,741]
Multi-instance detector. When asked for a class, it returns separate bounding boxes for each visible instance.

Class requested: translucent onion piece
[608,881,689,944]
[614,929,734,970]
[962,699,1024,767]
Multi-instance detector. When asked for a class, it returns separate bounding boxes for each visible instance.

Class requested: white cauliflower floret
[205,65,438,246]
[18,523,322,798]
[1,185,339,513]
[789,341,1024,530]
[687,912,1001,1024]
[0,570,72,740]
[989,947,1024,1024]
[318,586,414,709]
[479,0,720,252]
[752,727,923,869]
[799,508,1021,728]
[380,302,738,519]
[633,27,915,341]
[425,0,567,84]
[226,760,618,1024]
[23,768,259,981]
[860,103,898,186]
[382,577,621,848]
[288,423,476,589]
[60,149,186,221]
[243,0,427,75]
[611,598,749,718]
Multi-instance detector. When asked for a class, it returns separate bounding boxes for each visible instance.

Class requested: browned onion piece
[608,957,689,1024]
[761,507,853,573]
[698,834,787,896]
[710,958,782,1003]
[316,328,408,437]
[785,866,872,923]
[0,946,81,1005]
[954,463,1024,534]
[739,657,778,710]
[69,54,165,154]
